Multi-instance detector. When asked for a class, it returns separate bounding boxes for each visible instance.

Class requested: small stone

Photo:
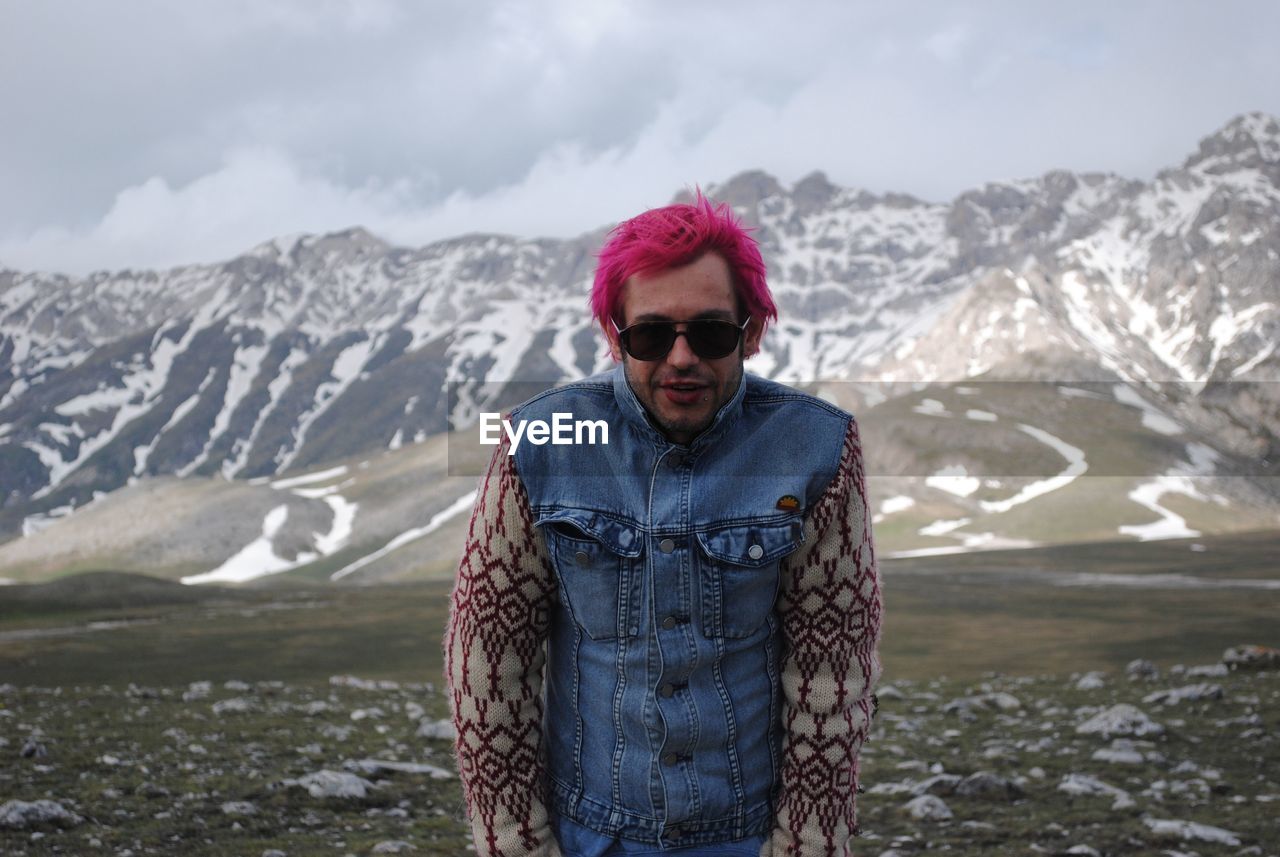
[221,801,258,816]
[1074,672,1106,690]
[416,718,456,741]
[212,697,257,715]
[1057,773,1134,810]
[1143,817,1241,846]
[1222,644,1280,671]
[183,681,212,702]
[1091,739,1145,765]
[0,799,84,829]
[293,770,378,799]
[370,842,417,854]
[1076,704,1164,738]
[954,771,1023,799]
[20,739,48,759]
[902,794,952,821]
[1142,683,1224,706]
[1126,658,1160,680]
[1185,663,1228,678]
[910,773,961,796]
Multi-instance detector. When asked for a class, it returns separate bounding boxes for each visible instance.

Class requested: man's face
[605,251,763,446]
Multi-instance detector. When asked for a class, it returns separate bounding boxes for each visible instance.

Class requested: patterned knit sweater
[444,417,883,857]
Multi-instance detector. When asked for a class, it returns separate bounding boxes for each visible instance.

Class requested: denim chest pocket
[695,519,805,639]
[538,512,642,642]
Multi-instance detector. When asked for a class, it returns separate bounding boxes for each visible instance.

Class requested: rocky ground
[1,656,1277,856]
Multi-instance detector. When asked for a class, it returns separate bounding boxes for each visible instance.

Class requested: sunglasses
[612,316,751,361]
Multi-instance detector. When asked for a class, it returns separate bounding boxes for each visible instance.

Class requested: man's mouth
[660,380,709,405]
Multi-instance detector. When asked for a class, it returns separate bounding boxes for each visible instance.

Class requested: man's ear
[603,317,624,363]
[743,317,764,359]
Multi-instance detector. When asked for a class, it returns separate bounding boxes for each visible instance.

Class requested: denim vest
[510,364,851,848]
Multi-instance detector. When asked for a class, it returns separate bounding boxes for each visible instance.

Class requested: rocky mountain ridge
[1,113,1278,574]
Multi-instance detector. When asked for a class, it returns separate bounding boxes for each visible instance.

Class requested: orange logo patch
[776,495,800,511]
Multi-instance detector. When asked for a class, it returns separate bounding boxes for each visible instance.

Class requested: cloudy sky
[2,0,1278,275]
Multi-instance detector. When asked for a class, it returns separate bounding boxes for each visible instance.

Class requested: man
[445,193,883,857]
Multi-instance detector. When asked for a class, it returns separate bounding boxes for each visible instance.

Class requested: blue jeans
[553,813,766,857]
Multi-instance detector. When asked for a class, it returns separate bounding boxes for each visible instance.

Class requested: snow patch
[980,424,1087,513]
[927,465,980,497]
[331,490,477,581]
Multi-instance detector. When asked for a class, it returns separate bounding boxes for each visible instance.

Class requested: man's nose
[666,328,699,368]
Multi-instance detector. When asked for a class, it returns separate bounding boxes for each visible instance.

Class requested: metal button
[661,615,678,631]
[660,683,676,698]
[574,550,590,566]
[747,544,764,560]
[662,752,679,766]
[659,538,676,554]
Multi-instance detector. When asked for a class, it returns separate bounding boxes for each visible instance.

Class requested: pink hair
[590,190,777,339]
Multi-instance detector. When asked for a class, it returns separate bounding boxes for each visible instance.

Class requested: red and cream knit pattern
[761,416,883,857]
[444,433,563,857]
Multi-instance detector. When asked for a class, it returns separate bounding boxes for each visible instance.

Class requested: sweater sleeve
[761,416,884,857]
[443,431,563,857]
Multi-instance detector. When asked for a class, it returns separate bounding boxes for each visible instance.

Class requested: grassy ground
[1,531,1277,855]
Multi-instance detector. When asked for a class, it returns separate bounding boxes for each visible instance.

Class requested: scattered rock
[942,692,1022,718]
[954,771,1023,799]
[293,770,378,799]
[182,681,212,702]
[346,758,455,780]
[1074,672,1106,690]
[1126,659,1159,680]
[1091,739,1146,765]
[20,738,48,759]
[350,706,385,721]
[135,782,171,799]
[1222,645,1280,671]
[0,799,84,829]
[221,801,258,816]
[330,675,401,691]
[1142,683,1224,706]
[416,718,456,741]
[910,773,961,796]
[370,842,417,854]
[1076,704,1164,738]
[902,794,952,821]
[1062,846,1101,856]
[1185,663,1229,678]
[224,679,252,691]
[1143,816,1241,846]
[212,696,258,715]
[1057,773,1134,810]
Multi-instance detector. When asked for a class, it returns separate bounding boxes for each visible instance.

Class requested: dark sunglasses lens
[623,324,676,360]
[687,320,742,358]
[621,320,744,360]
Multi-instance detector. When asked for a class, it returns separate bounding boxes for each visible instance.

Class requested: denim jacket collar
[610,363,747,453]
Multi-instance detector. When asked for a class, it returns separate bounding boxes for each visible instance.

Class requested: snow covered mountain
[1,113,1278,579]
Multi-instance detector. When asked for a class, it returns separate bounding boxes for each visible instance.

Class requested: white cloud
[1,0,1278,274]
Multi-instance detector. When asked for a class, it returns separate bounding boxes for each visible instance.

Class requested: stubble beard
[622,355,744,445]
